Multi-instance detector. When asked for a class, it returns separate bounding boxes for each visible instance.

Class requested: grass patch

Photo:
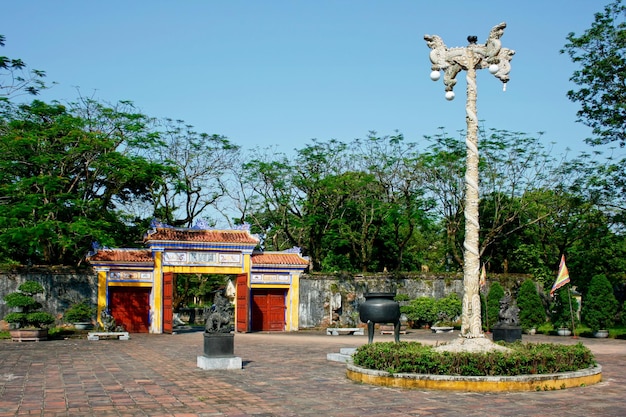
[352,341,596,376]
[610,327,626,339]
[48,327,85,339]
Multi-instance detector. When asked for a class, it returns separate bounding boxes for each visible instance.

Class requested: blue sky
[2,1,616,157]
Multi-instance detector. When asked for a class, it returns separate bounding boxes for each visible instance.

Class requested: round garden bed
[348,340,602,392]
[347,363,602,392]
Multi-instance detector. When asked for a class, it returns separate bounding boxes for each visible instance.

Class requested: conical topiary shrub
[485,282,504,331]
[582,274,618,333]
[517,279,546,332]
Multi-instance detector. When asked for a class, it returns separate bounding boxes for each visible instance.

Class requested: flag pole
[551,255,575,338]
[566,284,578,339]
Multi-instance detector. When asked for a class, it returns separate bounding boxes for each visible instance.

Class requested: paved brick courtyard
[1,329,625,416]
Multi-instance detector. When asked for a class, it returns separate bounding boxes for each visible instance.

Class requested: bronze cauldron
[359,292,401,343]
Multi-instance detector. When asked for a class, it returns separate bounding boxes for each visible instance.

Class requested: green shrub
[3,281,55,329]
[352,341,596,376]
[394,293,410,302]
[582,274,618,332]
[485,282,504,331]
[401,297,437,327]
[63,301,96,323]
[517,279,546,331]
[537,322,554,335]
[435,293,462,324]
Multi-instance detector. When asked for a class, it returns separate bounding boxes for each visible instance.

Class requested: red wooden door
[251,289,286,331]
[236,274,249,332]
[163,272,174,334]
[109,287,150,333]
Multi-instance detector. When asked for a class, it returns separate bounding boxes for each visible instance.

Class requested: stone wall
[0,268,97,324]
[298,272,467,329]
[1,268,527,330]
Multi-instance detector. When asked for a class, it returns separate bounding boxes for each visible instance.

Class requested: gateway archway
[87,222,308,334]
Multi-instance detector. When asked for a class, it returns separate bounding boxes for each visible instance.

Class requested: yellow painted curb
[346,364,602,392]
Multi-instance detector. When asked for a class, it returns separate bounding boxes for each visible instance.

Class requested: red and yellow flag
[550,255,570,296]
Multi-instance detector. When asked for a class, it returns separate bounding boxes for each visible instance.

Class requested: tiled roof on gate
[144,228,259,244]
[251,253,310,266]
[88,249,153,263]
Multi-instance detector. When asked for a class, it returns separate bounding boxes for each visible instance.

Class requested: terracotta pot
[10,328,48,342]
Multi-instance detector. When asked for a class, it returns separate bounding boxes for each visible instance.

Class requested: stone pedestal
[197,332,242,370]
[197,355,242,370]
[492,325,522,343]
[203,332,234,356]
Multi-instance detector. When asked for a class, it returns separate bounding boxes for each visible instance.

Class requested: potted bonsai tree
[3,281,56,341]
[64,301,96,330]
[582,274,617,338]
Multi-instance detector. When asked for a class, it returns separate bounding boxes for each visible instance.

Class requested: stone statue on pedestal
[204,289,233,334]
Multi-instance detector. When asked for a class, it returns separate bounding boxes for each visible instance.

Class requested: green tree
[174,274,230,309]
[509,183,623,293]
[242,140,348,269]
[324,171,386,272]
[561,0,626,147]
[147,118,241,228]
[418,128,566,272]
[417,130,466,269]
[516,279,546,331]
[350,133,435,271]
[581,274,618,331]
[0,34,48,100]
[242,134,436,272]
[485,281,504,331]
[0,100,168,265]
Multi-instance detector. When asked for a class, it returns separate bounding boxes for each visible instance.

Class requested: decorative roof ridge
[87,248,153,263]
[251,250,310,266]
[144,219,258,243]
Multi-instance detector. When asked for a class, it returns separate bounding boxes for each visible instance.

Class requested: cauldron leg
[393,320,400,343]
[367,321,375,343]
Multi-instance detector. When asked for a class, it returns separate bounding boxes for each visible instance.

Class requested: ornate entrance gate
[251,289,286,331]
[109,287,150,333]
[88,223,308,333]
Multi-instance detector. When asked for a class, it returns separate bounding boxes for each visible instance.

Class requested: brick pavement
[0,329,625,416]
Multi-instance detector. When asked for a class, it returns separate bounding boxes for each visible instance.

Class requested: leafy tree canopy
[0,34,48,99]
[0,100,169,265]
[561,0,626,147]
